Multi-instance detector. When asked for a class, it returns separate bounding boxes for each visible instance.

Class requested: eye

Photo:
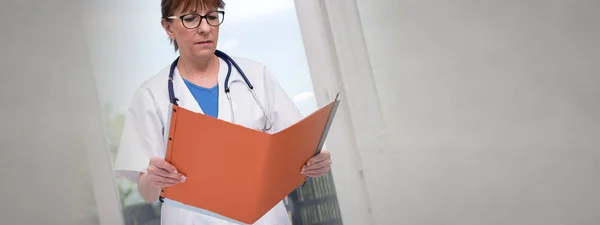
[182,15,199,22]
[207,12,220,19]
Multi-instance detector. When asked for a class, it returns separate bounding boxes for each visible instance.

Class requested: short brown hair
[161,0,226,51]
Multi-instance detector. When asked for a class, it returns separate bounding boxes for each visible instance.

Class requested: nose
[197,18,211,33]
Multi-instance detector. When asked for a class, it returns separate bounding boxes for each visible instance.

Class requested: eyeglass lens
[181,11,224,28]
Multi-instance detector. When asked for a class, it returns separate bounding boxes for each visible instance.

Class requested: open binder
[159,93,341,224]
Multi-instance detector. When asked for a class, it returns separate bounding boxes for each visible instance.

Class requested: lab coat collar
[172,67,203,114]
[171,57,241,123]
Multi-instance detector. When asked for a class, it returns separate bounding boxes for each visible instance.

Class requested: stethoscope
[168,50,274,132]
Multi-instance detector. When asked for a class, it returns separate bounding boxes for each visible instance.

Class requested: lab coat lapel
[172,67,204,114]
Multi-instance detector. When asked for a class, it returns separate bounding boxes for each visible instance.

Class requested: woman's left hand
[302,151,332,177]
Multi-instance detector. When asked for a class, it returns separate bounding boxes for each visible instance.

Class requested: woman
[113,0,333,224]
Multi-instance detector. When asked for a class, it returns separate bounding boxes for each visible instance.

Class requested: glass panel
[82,0,342,224]
[81,1,171,224]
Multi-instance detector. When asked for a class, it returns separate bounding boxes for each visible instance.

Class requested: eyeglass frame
[164,10,225,29]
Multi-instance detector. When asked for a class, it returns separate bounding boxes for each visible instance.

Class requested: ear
[161,19,176,40]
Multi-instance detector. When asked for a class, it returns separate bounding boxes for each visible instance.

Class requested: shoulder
[120,65,174,126]
[228,56,279,85]
[230,56,269,74]
[229,56,266,68]
[139,65,171,94]
[227,55,287,97]
[128,65,171,105]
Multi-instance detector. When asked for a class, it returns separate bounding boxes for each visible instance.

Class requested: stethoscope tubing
[168,50,274,131]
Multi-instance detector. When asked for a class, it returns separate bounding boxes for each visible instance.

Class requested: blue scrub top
[183,79,219,118]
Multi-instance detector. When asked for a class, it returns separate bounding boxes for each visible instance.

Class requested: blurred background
[1,0,599,225]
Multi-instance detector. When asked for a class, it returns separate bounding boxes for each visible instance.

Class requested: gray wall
[354,0,600,224]
[0,1,123,224]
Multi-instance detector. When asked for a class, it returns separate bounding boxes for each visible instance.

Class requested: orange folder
[159,94,341,224]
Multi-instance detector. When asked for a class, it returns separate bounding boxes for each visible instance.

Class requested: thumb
[307,151,330,165]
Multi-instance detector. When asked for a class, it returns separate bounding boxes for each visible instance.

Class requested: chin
[195,54,217,62]
[188,49,215,58]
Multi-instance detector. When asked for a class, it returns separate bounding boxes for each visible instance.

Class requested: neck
[178,54,219,79]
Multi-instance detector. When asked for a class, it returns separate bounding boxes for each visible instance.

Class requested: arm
[113,87,184,203]
[138,158,184,203]
[138,172,160,202]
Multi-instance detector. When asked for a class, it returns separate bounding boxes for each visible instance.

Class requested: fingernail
[173,170,178,174]
[181,176,186,180]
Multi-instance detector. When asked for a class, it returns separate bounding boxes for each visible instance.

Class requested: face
[162,5,221,59]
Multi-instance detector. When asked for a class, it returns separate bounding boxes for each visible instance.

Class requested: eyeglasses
[166,10,225,29]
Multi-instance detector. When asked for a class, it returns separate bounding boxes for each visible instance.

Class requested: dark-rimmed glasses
[166,10,225,29]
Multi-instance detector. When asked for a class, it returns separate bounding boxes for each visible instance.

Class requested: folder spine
[160,104,180,203]
[303,93,341,187]
[314,93,341,156]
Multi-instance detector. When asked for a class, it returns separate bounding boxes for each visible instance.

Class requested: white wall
[297,0,600,224]
[0,1,123,224]
[336,0,600,224]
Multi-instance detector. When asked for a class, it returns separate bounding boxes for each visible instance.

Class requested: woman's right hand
[146,157,186,188]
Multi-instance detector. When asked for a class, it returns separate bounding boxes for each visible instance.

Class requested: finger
[303,166,330,176]
[306,151,330,166]
[302,166,331,174]
[148,171,181,184]
[148,164,175,177]
[303,164,329,174]
[303,158,332,171]
[155,173,185,184]
[151,174,184,186]
[156,176,184,185]
[149,165,187,182]
[305,163,331,174]
[151,158,178,173]
[153,181,176,188]
[304,167,331,177]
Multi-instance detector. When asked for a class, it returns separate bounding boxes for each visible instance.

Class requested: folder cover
[160,94,341,224]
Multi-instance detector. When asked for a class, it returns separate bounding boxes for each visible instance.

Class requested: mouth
[195,40,213,45]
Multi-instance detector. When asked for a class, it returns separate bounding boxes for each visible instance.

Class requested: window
[83,0,342,224]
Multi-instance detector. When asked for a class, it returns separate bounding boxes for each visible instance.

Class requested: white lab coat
[114,56,304,225]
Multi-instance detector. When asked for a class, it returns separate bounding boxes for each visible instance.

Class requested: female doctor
[113,0,332,224]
